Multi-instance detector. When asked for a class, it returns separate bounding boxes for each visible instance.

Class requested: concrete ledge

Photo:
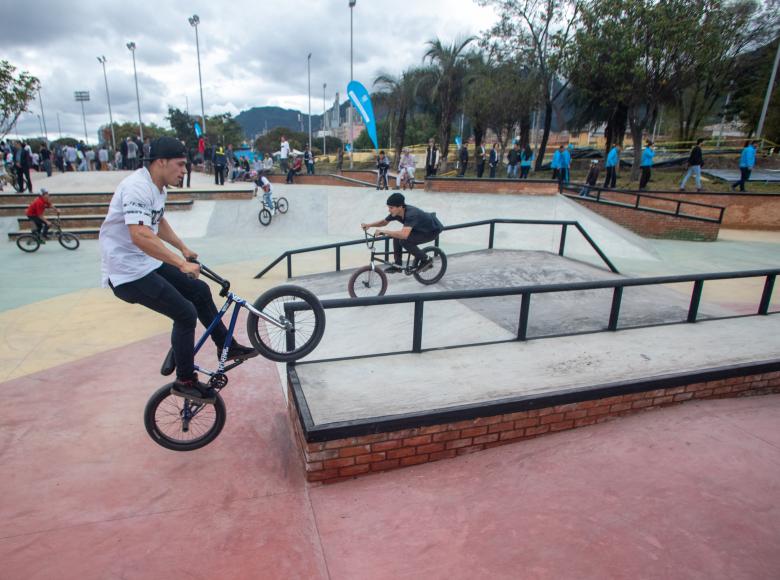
[288,363,780,484]
[425,177,559,195]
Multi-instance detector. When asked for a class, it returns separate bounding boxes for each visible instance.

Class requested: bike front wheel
[246,284,326,362]
[414,246,447,285]
[16,234,40,253]
[258,208,271,226]
[58,233,80,250]
[348,265,388,298]
[144,384,226,451]
[276,197,289,214]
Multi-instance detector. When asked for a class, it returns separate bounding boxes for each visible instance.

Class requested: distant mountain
[235,101,359,139]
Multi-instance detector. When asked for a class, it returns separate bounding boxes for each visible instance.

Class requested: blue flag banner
[347,80,378,150]
[194,122,202,137]
[455,136,462,149]
[345,143,352,153]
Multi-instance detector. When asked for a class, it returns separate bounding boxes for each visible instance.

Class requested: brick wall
[425,178,559,195]
[569,195,721,241]
[646,191,780,230]
[289,371,780,484]
[266,174,369,187]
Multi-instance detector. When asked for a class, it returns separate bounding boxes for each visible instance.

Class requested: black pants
[111,263,228,380]
[185,163,192,188]
[639,166,651,189]
[458,161,467,176]
[29,215,48,237]
[734,167,751,192]
[393,231,438,265]
[18,167,32,192]
[489,164,496,178]
[214,164,225,185]
[552,168,558,180]
[286,168,298,183]
[476,160,485,178]
[603,166,617,188]
[520,166,530,179]
[425,164,437,178]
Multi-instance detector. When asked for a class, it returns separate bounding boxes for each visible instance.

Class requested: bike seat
[160,347,176,376]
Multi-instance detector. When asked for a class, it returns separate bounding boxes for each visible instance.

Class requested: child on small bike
[376,151,390,190]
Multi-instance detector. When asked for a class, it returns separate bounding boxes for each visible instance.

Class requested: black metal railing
[561,184,726,223]
[288,268,778,358]
[255,218,618,278]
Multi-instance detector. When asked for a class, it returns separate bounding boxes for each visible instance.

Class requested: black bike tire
[58,233,80,250]
[16,234,40,253]
[414,246,447,285]
[276,197,289,214]
[347,266,388,298]
[258,208,272,226]
[144,384,226,451]
[246,284,326,362]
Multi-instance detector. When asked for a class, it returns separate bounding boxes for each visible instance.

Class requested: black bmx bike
[144,261,325,451]
[16,213,80,253]
[347,231,447,297]
[258,196,289,226]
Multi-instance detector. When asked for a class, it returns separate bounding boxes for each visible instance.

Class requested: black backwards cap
[386,192,405,206]
[149,137,187,160]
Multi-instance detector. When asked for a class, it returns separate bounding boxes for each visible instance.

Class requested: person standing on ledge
[425,138,440,177]
[99,137,255,403]
[638,140,655,190]
[603,143,620,189]
[732,140,757,192]
[680,138,705,192]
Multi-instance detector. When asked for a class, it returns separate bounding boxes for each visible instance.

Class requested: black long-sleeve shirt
[688,145,703,167]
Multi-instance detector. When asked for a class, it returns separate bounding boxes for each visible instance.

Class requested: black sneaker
[418,257,434,273]
[384,265,403,274]
[171,374,216,403]
[223,342,257,361]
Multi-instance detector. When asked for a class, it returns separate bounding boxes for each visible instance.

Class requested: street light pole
[307,53,312,153]
[37,89,48,142]
[126,42,144,141]
[97,56,116,152]
[323,82,327,155]
[349,0,356,169]
[189,15,207,135]
[74,91,90,144]
[756,38,780,143]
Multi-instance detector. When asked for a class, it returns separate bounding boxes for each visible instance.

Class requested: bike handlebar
[187,258,231,296]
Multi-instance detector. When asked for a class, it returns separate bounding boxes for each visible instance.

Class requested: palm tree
[374,69,421,164]
[421,36,475,171]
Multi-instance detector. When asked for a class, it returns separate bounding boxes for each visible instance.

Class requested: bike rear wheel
[144,384,226,451]
[258,208,271,226]
[16,234,40,253]
[58,233,80,250]
[246,284,326,362]
[276,197,289,214]
[413,246,447,285]
[348,265,388,298]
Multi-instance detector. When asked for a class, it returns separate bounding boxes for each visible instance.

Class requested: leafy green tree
[0,60,40,139]
[374,68,423,162]
[166,107,198,148]
[419,36,476,170]
[731,36,780,142]
[478,0,581,170]
[206,113,245,147]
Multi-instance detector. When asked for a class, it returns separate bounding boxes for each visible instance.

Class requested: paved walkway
[1,176,779,578]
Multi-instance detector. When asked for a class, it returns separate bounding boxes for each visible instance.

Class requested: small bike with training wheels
[144,261,325,451]
[258,196,289,226]
[347,231,447,297]
[16,213,80,253]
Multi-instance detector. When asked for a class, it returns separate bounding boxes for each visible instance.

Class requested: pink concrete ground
[1,334,778,579]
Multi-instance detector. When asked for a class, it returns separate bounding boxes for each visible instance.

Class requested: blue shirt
[739,146,756,169]
[551,150,562,169]
[560,150,571,169]
[606,147,619,168]
[520,151,533,166]
[640,147,655,167]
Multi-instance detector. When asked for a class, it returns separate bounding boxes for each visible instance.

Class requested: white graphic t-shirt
[99,168,166,287]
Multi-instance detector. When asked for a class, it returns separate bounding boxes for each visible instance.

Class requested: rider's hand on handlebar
[182,247,198,262]
[361,223,368,231]
[180,260,201,279]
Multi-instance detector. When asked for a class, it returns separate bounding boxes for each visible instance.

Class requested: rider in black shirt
[361,192,443,273]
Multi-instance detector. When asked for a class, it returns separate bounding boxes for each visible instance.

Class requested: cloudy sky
[3,0,497,141]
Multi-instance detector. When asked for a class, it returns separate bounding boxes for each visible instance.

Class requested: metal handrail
[289,268,778,356]
[562,184,726,223]
[254,218,618,278]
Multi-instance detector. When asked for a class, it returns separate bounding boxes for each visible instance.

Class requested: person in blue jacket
[732,141,758,192]
[560,144,572,184]
[551,146,562,180]
[638,140,655,190]
[519,145,534,179]
[603,144,620,188]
